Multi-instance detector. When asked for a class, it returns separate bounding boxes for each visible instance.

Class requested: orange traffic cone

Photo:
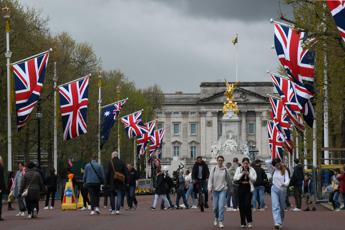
[61,173,77,210]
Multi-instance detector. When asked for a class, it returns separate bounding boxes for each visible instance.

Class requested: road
[1,195,344,230]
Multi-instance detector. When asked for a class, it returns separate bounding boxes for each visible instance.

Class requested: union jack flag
[149,128,165,155]
[271,73,305,131]
[136,121,156,155]
[58,76,90,140]
[269,97,293,154]
[121,110,145,139]
[12,51,50,129]
[268,121,285,160]
[274,23,315,83]
[327,0,345,42]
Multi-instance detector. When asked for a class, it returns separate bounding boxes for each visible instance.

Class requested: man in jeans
[192,156,210,208]
[84,155,105,215]
[290,159,304,211]
[252,160,267,211]
[126,163,139,210]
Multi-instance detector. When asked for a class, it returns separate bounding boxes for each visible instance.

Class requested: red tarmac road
[1,195,345,230]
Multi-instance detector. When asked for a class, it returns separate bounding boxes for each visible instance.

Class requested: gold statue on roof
[223,80,239,115]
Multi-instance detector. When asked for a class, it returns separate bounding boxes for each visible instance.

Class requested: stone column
[165,112,172,159]
[199,111,207,158]
[255,111,262,155]
[211,111,218,146]
[241,110,247,144]
[181,111,189,159]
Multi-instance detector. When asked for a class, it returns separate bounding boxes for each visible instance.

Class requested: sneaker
[88,205,91,210]
[191,205,198,209]
[292,208,301,212]
[16,212,23,216]
[80,207,87,211]
[115,210,120,215]
[247,223,253,228]
[90,211,96,215]
[240,225,246,228]
[218,222,224,228]
[110,210,116,215]
[335,208,341,212]
[27,214,32,219]
[50,206,54,210]
[43,206,49,210]
[213,219,218,226]
[151,207,156,210]
[226,207,232,212]
[95,207,101,214]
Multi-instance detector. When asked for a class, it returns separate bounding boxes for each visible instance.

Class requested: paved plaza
[1,195,344,230]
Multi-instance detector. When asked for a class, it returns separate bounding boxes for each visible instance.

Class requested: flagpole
[3,6,12,171]
[303,130,307,170]
[58,74,91,88]
[11,48,52,65]
[133,139,137,168]
[295,134,299,160]
[312,119,318,198]
[98,72,102,164]
[53,62,58,171]
[116,86,121,159]
[101,98,128,109]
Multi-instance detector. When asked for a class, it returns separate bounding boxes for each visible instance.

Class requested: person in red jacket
[337,165,345,210]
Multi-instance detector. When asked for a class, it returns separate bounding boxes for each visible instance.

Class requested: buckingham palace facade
[155,81,275,172]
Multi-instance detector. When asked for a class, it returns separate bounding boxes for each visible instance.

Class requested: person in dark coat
[252,160,268,210]
[126,163,139,209]
[20,162,46,219]
[106,151,128,215]
[44,168,58,209]
[290,159,304,211]
[151,166,170,210]
[192,156,210,208]
[0,156,5,221]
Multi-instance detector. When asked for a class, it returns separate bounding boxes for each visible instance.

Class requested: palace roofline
[200,81,272,87]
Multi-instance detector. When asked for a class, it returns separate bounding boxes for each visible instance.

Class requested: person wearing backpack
[83,155,105,215]
[208,155,230,229]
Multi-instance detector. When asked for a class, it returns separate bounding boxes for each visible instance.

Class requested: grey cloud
[149,0,293,22]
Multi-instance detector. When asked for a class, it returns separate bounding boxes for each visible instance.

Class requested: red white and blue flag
[12,51,50,129]
[269,97,293,154]
[121,110,145,139]
[274,23,315,83]
[327,0,345,42]
[271,73,305,131]
[149,128,165,156]
[268,121,285,160]
[136,121,156,155]
[58,75,90,140]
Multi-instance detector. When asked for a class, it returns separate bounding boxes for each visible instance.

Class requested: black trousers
[294,186,302,209]
[238,184,252,225]
[25,197,39,216]
[45,188,56,207]
[87,184,100,210]
[81,186,90,208]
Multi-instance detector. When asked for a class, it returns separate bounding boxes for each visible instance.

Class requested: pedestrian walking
[0,156,5,221]
[252,160,267,211]
[229,157,240,211]
[290,159,304,211]
[234,157,257,228]
[184,170,196,208]
[106,151,128,215]
[302,174,316,211]
[336,165,345,210]
[175,170,189,209]
[44,168,57,210]
[126,163,139,210]
[208,155,230,228]
[20,162,46,219]
[13,162,26,216]
[330,169,340,211]
[271,158,290,229]
[151,166,170,210]
[83,155,105,215]
[6,171,15,211]
[192,156,210,208]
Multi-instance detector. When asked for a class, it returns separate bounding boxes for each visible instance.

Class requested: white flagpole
[323,53,329,165]
[3,7,12,172]
[312,119,317,169]
[58,74,91,88]
[133,139,137,167]
[295,134,299,160]
[117,86,121,159]
[11,48,52,65]
[303,130,308,170]
[98,72,102,164]
[53,62,58,171]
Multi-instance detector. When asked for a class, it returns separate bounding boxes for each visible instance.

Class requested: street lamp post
[2,6,12,171]
[98,72,102,164]
[116,85,121,159]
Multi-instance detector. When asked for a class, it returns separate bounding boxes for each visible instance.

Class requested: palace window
[190,123,198,136]
[173,145,180,157]
[190,145,197,159]
[173,123,181,136]
[248,122,256,134]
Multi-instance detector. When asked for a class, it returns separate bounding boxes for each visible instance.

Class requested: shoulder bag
[111,160,125,183]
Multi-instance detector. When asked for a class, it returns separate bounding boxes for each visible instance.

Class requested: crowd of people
[0,153,345,229]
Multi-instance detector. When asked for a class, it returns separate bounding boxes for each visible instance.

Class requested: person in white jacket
[208,155,229,229]
[234,157,257,228]
[271,158,290,229]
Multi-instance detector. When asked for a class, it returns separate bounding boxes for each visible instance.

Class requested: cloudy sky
[23,0,292,93]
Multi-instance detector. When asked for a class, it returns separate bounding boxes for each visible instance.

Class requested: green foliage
[0,0,164,170]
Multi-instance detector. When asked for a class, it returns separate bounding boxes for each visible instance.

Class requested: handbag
[111,160,125,183]
[22,174,36,197]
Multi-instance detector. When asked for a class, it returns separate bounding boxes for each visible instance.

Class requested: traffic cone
[77,191,84,209]
[61,173,77,210]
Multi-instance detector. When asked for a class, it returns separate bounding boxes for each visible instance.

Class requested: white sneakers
[213,219,218,226]
[95,207,101,214]
[191,205,198,209]
[90,211,96,215]
[213,219,224,228]
[247,223,253,228]
[80,207,87,211]
[115,211,120,215]
[110,210,116,215]
[43,206,49,210]
[292,208,301,212]
[218,222,224,228]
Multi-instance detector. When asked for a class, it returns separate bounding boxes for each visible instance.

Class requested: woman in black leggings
[234,158,257,228]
